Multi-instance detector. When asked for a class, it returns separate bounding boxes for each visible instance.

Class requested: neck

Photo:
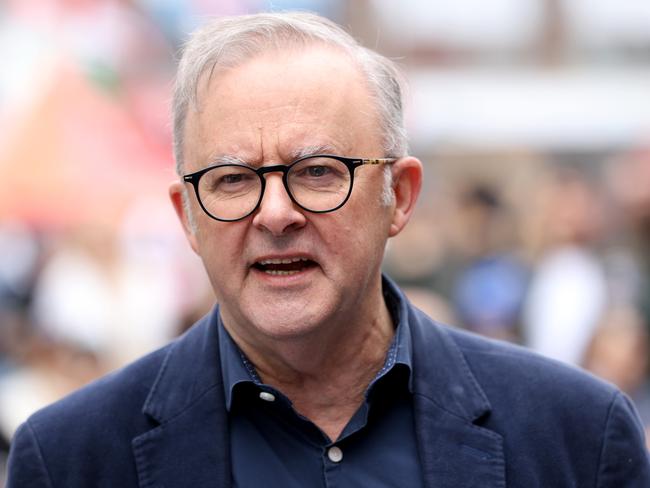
[227,290,395,441]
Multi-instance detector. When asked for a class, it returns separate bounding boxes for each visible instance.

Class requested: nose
[252,173,306,236]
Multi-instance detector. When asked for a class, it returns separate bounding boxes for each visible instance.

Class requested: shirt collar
[384,275,413,369]
[217,317,259,411]
[218,275,415,410]
[371,275,414,392]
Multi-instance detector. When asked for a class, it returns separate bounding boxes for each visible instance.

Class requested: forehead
[182,46,382,167]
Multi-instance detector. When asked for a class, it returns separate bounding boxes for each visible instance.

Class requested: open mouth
[252,257,318,276]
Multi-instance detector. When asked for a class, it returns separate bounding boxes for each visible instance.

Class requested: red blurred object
[0,61,174,229]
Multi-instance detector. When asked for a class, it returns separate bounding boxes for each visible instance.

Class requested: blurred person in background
[0,222,41,374]
[30,222,189,369]
[382,187,456,326]
[450,183,528,342]
[382,186,448,291]
[583,305,650,449]
[0,222,42,475]
[606,147,650,331]
[522,166,608,365]
[7,11,650,488]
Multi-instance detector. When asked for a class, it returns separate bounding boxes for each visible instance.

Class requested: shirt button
[327,446,343,463]
[259,391,276,402]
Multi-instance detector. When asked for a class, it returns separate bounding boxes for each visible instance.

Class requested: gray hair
[172,11,408,175]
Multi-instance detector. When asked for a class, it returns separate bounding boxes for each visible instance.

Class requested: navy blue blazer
[7,290,650,487]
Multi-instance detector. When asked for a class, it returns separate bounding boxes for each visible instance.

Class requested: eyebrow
[291,143,342,160]
[206,154,248,166]
[206,144,345,168]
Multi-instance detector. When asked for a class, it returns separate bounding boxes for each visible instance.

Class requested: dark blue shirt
[219,285,424,487]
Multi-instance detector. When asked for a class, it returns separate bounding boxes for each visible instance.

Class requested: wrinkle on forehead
[204,142,349,169]
[184,46,383,171]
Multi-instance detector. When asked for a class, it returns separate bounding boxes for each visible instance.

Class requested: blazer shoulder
[437,324,649,485]
[23,311,217,436]
[8,314,221,487]
[445,325,618,403]
[7,343,172,488]
[26,342,171,439]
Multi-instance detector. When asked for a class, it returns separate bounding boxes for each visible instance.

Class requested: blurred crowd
[2,0,650,481]
[384,149,650,436]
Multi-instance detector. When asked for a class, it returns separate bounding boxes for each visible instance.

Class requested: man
[7,12,650,487]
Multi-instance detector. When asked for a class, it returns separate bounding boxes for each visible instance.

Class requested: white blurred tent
[407,67,650,151]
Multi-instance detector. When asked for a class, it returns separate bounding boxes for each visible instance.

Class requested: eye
[291,157,346,180]
[221,173,245,184]
[305,165,331,178]
[289,157,350,197]
[200,166,258,195]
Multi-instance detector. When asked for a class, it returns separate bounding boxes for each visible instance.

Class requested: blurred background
[2,0,650,479]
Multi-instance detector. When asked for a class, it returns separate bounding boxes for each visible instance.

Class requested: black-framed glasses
[182,154,397,222]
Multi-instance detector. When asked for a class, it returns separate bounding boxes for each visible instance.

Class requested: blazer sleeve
[596,391,650,487]
[6,421,54,488]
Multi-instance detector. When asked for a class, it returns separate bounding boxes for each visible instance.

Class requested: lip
[249,252,320,283]
[257,256,312,266]
[250,252,318,266]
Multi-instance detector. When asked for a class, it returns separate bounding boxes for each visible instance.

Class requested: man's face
[171,46,401,348]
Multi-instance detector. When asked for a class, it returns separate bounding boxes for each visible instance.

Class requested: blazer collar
[388,278,506,488]
[132,308,232,487]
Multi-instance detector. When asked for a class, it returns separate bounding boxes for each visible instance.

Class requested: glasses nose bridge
[257,164,290,179]
[256,163,293,199]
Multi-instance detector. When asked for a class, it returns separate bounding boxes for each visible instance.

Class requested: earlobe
[169,181,200,253]
[388,157,423,237]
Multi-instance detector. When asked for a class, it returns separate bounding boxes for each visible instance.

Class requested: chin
[245,302,331,341]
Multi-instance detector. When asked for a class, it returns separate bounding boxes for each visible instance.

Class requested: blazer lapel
[132,387,229,488]
[407,304,506,488]
[131,310,232,488]
[414,395,505,488]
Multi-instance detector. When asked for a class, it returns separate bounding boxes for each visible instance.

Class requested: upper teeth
[258,257,309,265]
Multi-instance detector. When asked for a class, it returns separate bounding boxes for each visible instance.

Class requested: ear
[389,156,423,237]
[169,181,200,254]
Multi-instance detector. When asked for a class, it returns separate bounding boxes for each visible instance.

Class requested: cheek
[322,207,389,271]
[346,194,393,242]
[195,222,245,277]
